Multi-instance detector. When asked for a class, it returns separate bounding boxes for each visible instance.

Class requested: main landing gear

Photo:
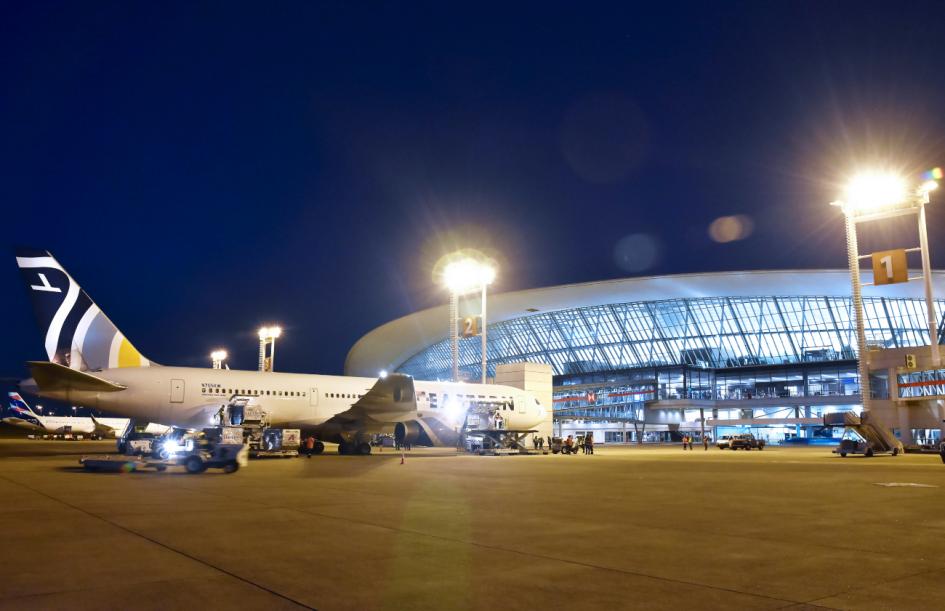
[337,440,372,455]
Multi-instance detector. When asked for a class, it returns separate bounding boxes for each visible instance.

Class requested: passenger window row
[207,388,306,398]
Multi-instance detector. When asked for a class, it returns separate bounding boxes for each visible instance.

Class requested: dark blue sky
[4,1,945,376]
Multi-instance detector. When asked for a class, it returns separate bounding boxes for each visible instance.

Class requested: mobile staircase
[824,411,903,457]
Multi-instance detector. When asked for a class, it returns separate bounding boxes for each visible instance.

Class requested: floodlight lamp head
[211,350,227,361]
[443,258,496,294]
[843,171,907,213]
[258,326,282,340]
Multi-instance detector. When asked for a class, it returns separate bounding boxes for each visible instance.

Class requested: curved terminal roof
[344,269,945,377]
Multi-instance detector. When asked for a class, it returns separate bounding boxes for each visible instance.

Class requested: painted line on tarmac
[803,565,945,609]
[873,482,937,487]
[0,474,316,611]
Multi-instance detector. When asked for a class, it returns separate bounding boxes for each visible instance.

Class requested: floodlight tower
[258,326,282,372]
[831,171,940,414]
[442,257,496,383]
[211,350,227,370]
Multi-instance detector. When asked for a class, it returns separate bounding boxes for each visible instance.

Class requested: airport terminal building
[346,270,945,446]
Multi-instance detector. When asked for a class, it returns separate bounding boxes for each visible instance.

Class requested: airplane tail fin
[15,249,153,371]
[6,392,43,427]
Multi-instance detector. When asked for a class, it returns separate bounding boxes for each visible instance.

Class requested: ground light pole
[449,291,459,382]
[257,326,282,372]
[832,171,940,416]
[480,279,489,383]
[442,256,496,383]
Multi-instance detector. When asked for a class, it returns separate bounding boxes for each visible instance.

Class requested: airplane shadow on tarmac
[294,449,459,479]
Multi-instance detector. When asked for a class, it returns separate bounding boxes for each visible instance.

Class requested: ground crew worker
[586,433,594,455]
[304,435,316,458]
[703,435,709,451]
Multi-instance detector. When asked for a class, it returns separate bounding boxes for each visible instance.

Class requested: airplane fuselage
[1,414,129,435]
[23,366,546,439]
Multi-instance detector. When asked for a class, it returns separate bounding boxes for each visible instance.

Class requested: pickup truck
[716,435,734,450]
[728,433,765,450]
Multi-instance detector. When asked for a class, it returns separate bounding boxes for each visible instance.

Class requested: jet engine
[394,421,423,446]
[394,418,459,447]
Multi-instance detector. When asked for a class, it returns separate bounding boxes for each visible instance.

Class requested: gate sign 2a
[871,249,908,285]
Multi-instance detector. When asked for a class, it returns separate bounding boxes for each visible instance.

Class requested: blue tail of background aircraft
[6,392,42,427]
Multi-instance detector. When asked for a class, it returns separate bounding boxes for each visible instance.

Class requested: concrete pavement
[1,439,944,610]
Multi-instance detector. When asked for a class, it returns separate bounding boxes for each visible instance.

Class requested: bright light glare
[443,397,463,421]
[258,326,282,339]
[211,350,227,361]
[379,369,388,378]
[844,172,906,211]
[443,258,496,294]
[920,180,939,194]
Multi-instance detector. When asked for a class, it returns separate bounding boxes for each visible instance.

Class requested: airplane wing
[313,374,418,442]
[89,414,123,438]
[321,373,417,423]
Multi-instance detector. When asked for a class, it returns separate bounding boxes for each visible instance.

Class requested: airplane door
[309,388,319,420]
[170,379,185,403]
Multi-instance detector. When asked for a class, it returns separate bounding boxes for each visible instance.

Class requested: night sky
[4,2,945,379]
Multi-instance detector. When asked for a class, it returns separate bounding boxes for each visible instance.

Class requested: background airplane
[3,391,130,438]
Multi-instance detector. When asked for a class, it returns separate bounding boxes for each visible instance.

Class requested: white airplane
[15,249,547,454]
[2,391,130,438]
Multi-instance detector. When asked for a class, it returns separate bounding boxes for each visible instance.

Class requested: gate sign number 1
[871,249,908,285]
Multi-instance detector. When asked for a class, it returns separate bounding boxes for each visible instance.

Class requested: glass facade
[397,295,945,381]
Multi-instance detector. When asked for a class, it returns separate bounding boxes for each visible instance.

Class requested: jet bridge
[823,411,903,457]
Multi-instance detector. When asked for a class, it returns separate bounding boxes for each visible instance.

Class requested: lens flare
[708,215,754,243]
